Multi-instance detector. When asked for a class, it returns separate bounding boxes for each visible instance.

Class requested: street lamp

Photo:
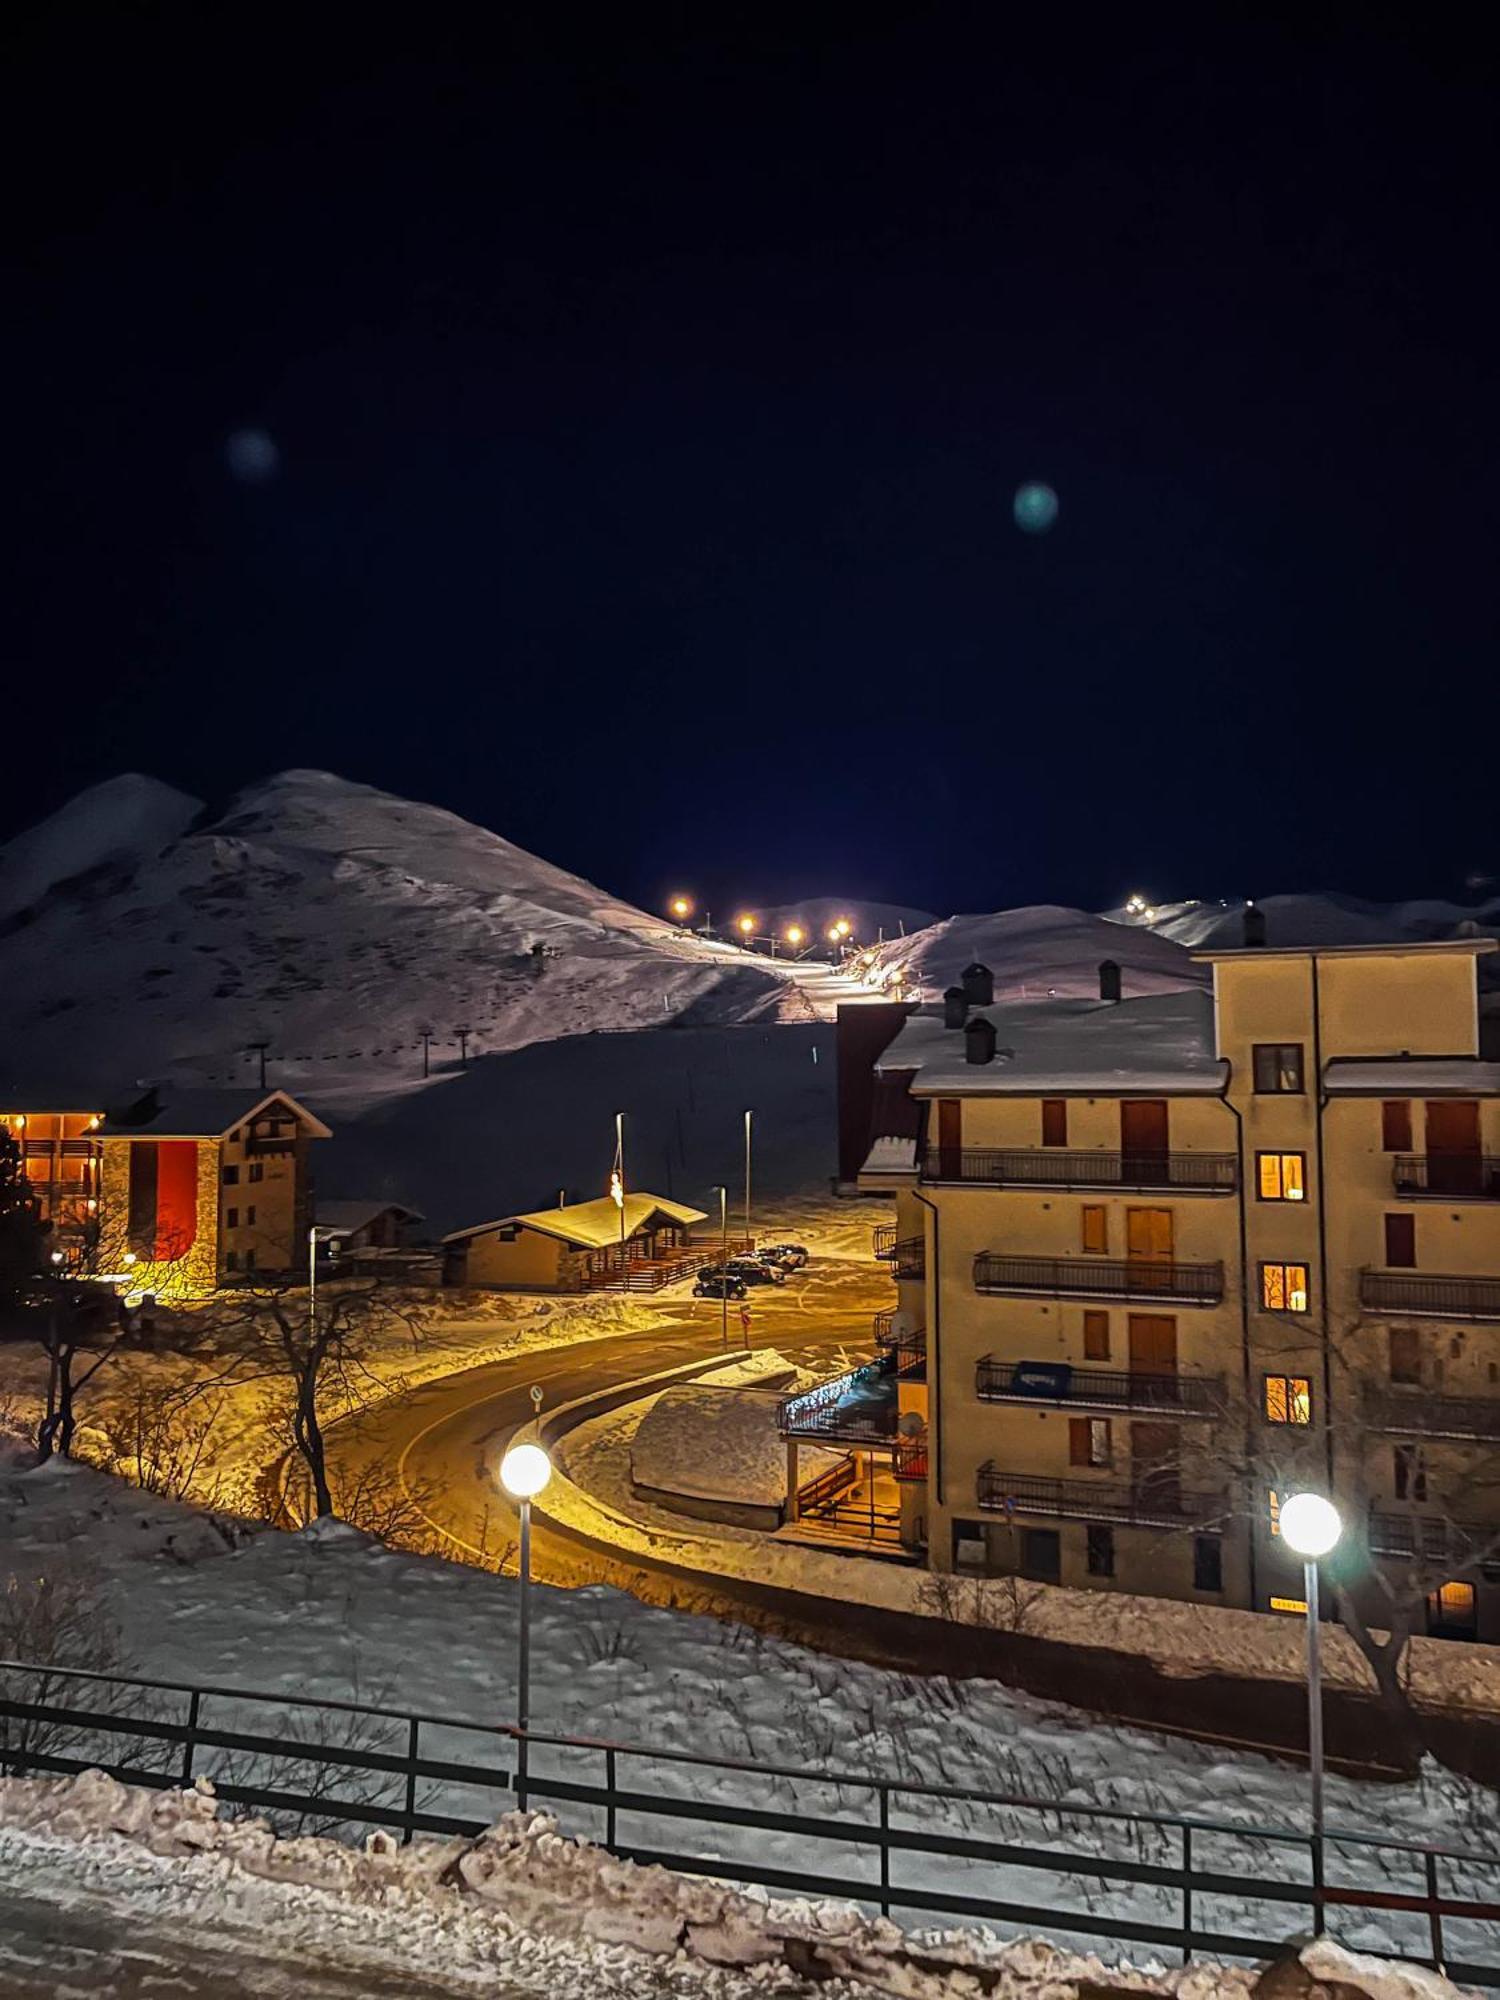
[669,895,692,924]
[785,924,804,953]
[1280,1491,1342,1922]
[736,914,757,944]
[499,1440,552,1808]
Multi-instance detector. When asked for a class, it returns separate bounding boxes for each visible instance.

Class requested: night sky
[6,7,1495,917]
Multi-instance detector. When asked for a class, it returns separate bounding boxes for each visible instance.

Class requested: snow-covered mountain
[864,905,1207,1003]
[756,896,936,943]
[0,770,805,1096]
[1121,891,1500,952]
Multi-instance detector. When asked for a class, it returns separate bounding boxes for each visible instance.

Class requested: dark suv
[693,1271,748,1300]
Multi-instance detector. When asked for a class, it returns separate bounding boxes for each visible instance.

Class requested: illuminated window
[1081,1206,1108,1255]
[1261,1262,1310,1313]
[1268,1488,1281,1536]
[1257,1152,1306,1202]
[1083,1310,1110,1360]
[1270,1596,1308,1615]
[1264,1375,1313,1425]
[1253,1044,1305,1094]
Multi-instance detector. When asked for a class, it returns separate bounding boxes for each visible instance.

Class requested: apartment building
[2,1084,329,1297]
[843,936,1500,1639]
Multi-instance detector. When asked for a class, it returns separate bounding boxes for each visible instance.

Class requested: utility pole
[714,1185,729,1348]
[418,1027,433,1078]
[455,1024,472,1067]
[612,1111,627,1293]
[247,1041,271,1089]
[743,1109,753,1248]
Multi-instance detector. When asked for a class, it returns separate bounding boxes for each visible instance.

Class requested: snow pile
[631,1369,837,1509]
[0,1770,1460,1999]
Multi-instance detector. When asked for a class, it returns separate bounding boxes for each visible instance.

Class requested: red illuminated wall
[154,1141,199,1261]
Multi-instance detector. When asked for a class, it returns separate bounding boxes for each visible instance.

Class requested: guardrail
[3,1659,1498,1981]
[923,1149,1237,1192]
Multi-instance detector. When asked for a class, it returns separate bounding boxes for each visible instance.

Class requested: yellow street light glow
[669,896,692,920]
[737,915,756,936]
[834,919,851,937]
[827,926,841,943]
[785,924,805,947]
[123,1252,138,1267]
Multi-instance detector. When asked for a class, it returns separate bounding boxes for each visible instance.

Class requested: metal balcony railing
[887,1237,925,1280]
[1367,1509,1500,1566]
[974,1253,1225,1306]
[922,1148,1237,1192]
[1366,1388,1500,1443]
[778,1367,898,1445]
[893,1440,928,1481]
[977,1465,1220,1529]
[873,1223,897,1259]
[1392,1154,1500,1200]
[975,1358,1224,1417]
[1359,1270,1500,1320]
[874,1311,927,1380]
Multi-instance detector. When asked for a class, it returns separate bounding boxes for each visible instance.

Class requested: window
[1389,1327,1421,1386]
[1083,1310,1110,1361]
[1041,1099,1068,1147]
[249,1162,265,1184]
[1261,1262,1310,1313]
[1081,1206,1108,1255]
[226,1207,238,1229]
[1087,1524,1115,1577]
[1193,1535,1223,1593]
[1384,1213,1416,1268]
[1381,1100,1413,1152]
[1427,1581,1478,1640]
[1070,1417,1112,1467]
[225,1250,239,1272]
[1020,1528,1061,1582]
[244,1247,256,1271]
[1257,1152,1306,1202]
[222,1165,240,1186]
[1264,1375,1313,1425]
[1394,1445,1427,1502]
[246,1204,257,1226]
[1253,1044,1304,1094]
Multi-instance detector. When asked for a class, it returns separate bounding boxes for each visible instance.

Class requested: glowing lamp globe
[1279,1492,1341,1559]
[499,1443,552,1499]
[1013,482,1059,535]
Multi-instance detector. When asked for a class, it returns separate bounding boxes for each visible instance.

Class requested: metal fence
[923,1149,1238,1192]
[3,1658,1500,1983]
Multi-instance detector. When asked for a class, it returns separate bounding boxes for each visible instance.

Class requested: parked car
[755,1243,808,1271]
[724,1256,784,1286]
[693,1272,748,1300]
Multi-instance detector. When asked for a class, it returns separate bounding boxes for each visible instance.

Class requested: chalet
[443,1193,707,1293]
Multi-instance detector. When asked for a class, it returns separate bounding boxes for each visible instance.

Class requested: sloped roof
[443,1191,707,1248]
[315,1199,424,1238]
[97,1087,332,1140]
[878,992,1225,1096]
[1324,1058,1500,1096]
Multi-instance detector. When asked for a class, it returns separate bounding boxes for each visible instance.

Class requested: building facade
[2,1086,329,1298]
[444,1193,708,1293]
[848,939,1500,1639]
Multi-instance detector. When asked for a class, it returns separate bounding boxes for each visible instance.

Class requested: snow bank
[632,1379,822,1508]
[2,1771,1461,1999]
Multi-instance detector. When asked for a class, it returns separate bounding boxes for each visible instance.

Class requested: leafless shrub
[94,1388,231,1507]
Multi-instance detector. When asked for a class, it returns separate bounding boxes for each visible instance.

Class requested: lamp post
[742,1109,753,1247]
[1279,1490,1342,1929]
[713,1184,729,1347]
[499,1440,552,1811]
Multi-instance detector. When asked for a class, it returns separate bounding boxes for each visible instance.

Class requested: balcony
[874,1310,927,1381]
[977,1464,1221,1529]
[874,1235,926,1280]
[778,1366,899,1446]
[974,1253,1225,1306]
[1368,1509,1500,1567]
[873,1223,896,1259]
[1365,1388,1500,1443]
[976,1358,1225,1418]
[1392,1154,1500,1201]
[893,1440,928,1481]
[1359,1270,1500,1321]
[922,1148,1237,1193]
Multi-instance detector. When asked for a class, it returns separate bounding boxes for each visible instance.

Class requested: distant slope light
[226,428,280,482]
[1013,482,1059,534]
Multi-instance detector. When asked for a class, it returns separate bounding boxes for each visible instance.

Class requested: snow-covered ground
[4,1771,1466,2000]
[4,1453,1500,1973]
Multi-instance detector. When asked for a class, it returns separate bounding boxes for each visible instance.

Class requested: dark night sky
[5,6,1496,917]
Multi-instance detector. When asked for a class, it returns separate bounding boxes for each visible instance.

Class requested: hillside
[0,770,805,1099]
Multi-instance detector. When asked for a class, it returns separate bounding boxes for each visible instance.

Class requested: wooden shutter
[1384,1213,1416,1268]
[1069,1417,1091,1465]
[1083,1310,1110,1360]
[1081,1206,1107,1254]
[1041,1100,1068,1146]
[1381,1101,1412,1152]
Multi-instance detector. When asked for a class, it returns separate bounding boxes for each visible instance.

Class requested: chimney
[961,961,994,1007]
[965,1016,997,1065]
[1098,959,1122,1003]
[1242,902,1267,948]
[942,985,969,1029]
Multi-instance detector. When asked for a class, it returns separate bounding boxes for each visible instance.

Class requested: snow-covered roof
[1193,938,1498,963]
[314,1199,423,1238]
[98,1086,332,1140]
[443,1191,707,1247]
[1323,1058,1500,1096]
[878,992,1225,1097]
